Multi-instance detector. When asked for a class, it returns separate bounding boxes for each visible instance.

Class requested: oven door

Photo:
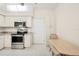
[12,36,23,43]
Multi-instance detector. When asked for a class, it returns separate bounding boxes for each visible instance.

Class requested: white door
[33,18,46,44]
[0,35,4,49]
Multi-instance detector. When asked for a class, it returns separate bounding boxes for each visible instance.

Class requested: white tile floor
[0,44,52,56]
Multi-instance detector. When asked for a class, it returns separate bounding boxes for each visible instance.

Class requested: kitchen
[0,3,54,54]
[0,3,79,56]
[0,3,33,49]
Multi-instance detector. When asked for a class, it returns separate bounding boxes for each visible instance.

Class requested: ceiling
[0,3,57,12]
[35,3,57,9]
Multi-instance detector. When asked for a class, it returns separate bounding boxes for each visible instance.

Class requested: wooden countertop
[48,39,79,56]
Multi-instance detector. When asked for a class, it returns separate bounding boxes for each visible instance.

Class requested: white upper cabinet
[5,16,14,27]
[26,17,32,27]
[0,15,4,27]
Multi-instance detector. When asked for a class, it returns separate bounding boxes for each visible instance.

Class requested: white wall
[55,3,79,46]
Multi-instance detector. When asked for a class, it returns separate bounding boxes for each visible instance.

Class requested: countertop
[0,27,32,33]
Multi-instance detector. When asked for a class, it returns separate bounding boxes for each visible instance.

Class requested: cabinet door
[24,34,32,47]
[26,17,32,27]
[0,15,4,27]
[0,35,4,49]
[5,17,14,27]
[4,34,11,48]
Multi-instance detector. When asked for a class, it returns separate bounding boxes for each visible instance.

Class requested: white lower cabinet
[4,33,11,48]
[0,34,4,49]
[24,33,32,47]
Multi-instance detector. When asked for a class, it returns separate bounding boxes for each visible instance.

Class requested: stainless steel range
[12,34,24,49]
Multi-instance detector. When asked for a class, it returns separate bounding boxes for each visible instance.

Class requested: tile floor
[0,44,52,56]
